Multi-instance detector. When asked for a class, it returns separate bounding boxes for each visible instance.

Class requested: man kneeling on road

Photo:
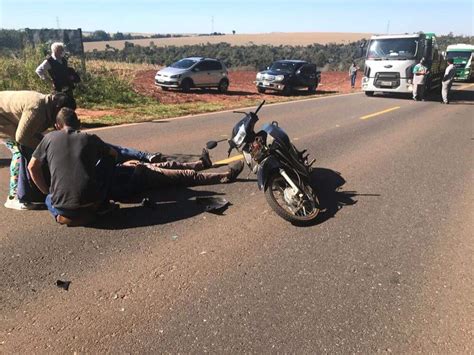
[29,108,243,226]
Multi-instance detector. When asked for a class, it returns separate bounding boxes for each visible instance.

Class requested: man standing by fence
[36,42,80,98]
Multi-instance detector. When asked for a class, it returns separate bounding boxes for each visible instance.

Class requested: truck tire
[257,86,266,94]
[308,84,317,93]
[365,91,374,97]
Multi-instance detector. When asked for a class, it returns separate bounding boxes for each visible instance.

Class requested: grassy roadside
[0,51,340,127]
[77,93,342,127]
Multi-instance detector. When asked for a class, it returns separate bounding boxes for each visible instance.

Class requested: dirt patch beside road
[133,70,361,106]
[78,70,361,124]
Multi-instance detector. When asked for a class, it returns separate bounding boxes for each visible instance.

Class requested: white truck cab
[362,32,445,96]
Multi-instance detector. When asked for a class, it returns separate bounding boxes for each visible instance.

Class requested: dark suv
[255,60,320,95]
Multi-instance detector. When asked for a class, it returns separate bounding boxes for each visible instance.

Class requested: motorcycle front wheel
[264,172,320,225]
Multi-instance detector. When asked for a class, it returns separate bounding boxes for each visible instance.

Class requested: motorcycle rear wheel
[264,172,320,225]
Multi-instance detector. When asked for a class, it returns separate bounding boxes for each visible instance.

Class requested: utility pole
[56,16,60,29]
[211,15,214,34]
[386,20,390,34]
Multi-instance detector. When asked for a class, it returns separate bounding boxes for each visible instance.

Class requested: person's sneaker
[227,161,244,182]
[200,148,213,169]
[147,153,164,163]
[4,197,34,210]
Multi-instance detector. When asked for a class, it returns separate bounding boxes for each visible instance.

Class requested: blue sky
[1,0,472,35]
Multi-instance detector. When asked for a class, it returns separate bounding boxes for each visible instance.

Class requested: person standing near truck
[441,58,456,104]
[349,62,360,89]
[412,58,429,101]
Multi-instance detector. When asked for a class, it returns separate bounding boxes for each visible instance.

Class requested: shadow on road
[306,167,380,226]
[91,187,228,230]
[363,83,474,104]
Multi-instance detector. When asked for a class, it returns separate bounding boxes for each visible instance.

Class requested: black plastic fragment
[56,280,71,291]
[195,197,230,214]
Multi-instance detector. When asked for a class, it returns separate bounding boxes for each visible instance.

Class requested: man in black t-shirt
[28,108,117,225]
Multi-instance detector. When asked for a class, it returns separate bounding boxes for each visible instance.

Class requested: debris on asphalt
[56,280,71,291]
[195,196,230,214]
[141,197,158,210]
[171,235,178,241]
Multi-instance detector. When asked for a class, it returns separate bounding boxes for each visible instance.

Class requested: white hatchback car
[155,57,229,93]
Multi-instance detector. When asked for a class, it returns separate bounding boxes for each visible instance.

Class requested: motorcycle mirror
[206,140,218,150]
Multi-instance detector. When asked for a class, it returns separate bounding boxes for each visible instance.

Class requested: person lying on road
[28,108,244,226]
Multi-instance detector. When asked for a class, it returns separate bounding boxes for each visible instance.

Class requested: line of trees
[82,33,474,71]
[82,30,189,42]
[1,29,473,71]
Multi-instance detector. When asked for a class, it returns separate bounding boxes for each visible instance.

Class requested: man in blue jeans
[28,108,243,226]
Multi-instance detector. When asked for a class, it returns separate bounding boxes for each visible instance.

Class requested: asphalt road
[1,84,473,353]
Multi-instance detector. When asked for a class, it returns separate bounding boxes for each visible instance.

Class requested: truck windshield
[270,62,298,72]
[447,51,472,60]
[367,38,419,60]
[170,59,198,69]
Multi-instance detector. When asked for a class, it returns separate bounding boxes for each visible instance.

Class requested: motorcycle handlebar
[254,100,265,115]
[232,100,266,116]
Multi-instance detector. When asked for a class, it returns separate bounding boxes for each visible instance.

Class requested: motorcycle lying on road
[207,100,321,225]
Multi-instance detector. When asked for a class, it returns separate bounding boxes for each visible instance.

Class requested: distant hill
[83,32,372,51]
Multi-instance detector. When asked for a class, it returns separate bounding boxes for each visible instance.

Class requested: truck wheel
[181,79,193,93]
[308,85,316,93]
[162,86,169,91]
[257,86,266,94]
[282,85,292,96]
[365,91,374,97]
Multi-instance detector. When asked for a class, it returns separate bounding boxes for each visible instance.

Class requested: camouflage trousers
[3,139,21,199]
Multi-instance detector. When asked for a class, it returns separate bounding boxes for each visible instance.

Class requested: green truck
[446,44,474,81]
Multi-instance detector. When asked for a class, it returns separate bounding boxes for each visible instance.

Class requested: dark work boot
[227,161,244,182]
[200,148,213,169]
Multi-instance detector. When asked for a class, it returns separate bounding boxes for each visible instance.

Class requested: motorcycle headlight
[256,72,263,80]
[274,75,285,82]
[170,74,181,79]
[232,123,247,147]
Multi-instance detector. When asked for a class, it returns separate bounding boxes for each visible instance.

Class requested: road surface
[1,84,473,353]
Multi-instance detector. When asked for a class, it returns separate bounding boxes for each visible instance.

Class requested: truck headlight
[170,74,181,79]
[407,79,412,84]
[274,75,285,82]
[256,72,263,80]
